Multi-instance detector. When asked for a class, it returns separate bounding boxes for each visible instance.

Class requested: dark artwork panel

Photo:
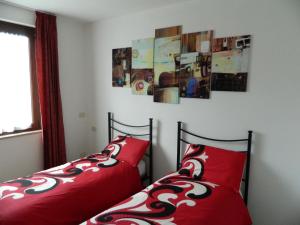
[179,52,211,99]
[179,30,213,99]
[211,73,247,91]
[112,47,131,87]
[211,35,251,92]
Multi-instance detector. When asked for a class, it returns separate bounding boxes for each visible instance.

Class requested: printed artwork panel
[179,52,211,98]
[132,38,154,69]
[112,48,131,87]
[131,69,154,95]
[153,35,181,104]
[211,35,251,91]
[181,30,213,54]
[179,30,213,98]
[131,38,154,95]
[155,25,182,38]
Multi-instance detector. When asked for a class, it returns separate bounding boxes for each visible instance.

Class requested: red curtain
[35,12,67,169]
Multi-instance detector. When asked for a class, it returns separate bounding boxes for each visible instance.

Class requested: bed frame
[176,121,253,205]
[108,112,153,184]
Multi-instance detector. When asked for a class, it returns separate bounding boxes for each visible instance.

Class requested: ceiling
[2,0,191,22]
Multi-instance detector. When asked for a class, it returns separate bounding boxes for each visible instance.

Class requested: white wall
[85,0,300,225]
[0,3,89,180]
[0,2,34,26]
[0,133,43,182]
[57,16,90,161]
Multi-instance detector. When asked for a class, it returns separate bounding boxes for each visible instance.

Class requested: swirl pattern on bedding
[82,144,252,225]
[82,172,216,225]
[82,144,213,225]
[0,153,118,200]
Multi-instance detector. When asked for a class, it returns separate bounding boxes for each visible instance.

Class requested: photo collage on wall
[112,26,251,104]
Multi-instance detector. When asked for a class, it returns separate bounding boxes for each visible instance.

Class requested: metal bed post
[177,121,182,171]
[107,112,153,184]
[108,112,112,143]
[244,130,253,205]
[149,118,153,184]
[176,121,253,206]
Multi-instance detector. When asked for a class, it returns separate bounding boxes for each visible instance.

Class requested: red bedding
[82,172,252,225]
[0,153,142,225]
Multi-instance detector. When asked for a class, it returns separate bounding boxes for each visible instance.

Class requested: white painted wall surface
[0,2,34,26]
[0,132,43,182]
[85,0,300,225]
[57,16,90,161]
[0,3,89,179]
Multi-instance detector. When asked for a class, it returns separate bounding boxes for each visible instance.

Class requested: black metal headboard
[177,121,253,205]
[108,112,153,184]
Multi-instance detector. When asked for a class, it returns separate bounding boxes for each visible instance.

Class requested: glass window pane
[0,32,33,134]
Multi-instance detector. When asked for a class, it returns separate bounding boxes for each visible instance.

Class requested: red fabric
[104,136,150,167]
[83,172,252,225]
[0,153,142,225]
[181,144,246,191]
[35,12,66,169]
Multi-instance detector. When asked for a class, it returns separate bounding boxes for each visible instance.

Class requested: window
[0,20,40,136]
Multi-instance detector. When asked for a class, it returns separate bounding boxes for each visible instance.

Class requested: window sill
[0,129,42,140]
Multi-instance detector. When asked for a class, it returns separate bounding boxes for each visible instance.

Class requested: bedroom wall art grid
[112,25,251,104]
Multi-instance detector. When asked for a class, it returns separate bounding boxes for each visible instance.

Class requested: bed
[81,121,253,225]
[0,112,153,225]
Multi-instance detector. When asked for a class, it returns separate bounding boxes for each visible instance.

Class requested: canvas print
[131,38,154,95]
[211,35,251,91]
[181,30,213,54]
[155,25,182,38]
[179,52,211,98]
[112,48,131,87]
[179,30,213,98]
[153,35,181,104]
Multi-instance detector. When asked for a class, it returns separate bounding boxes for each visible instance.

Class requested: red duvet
[82,172,252,225]
[0,153,142,225]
